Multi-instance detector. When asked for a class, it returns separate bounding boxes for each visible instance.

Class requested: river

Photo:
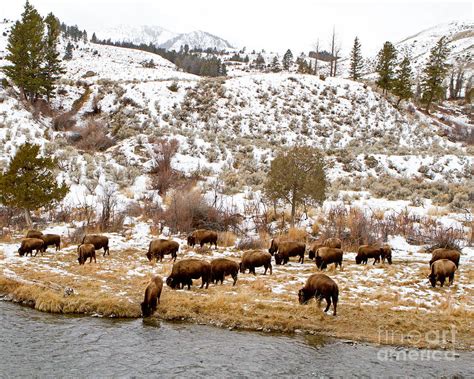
[0,301,472,378]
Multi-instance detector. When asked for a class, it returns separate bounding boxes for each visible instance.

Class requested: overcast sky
[3,0,473,54]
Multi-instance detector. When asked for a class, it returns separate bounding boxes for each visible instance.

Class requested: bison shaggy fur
[210,258,239,285]
[274,241,305,265]
[166,259,211,290]
[315,247,343,270]
[18,238,45,257]
[26,230,43,239]
[187,229,218,248]
[77,243,96,265]
[429,248,460,268]
[141,276,163,317]
[299,273,339,316]
[429,259,456,287]
[41,234,61,251]
[82,235,109,256]
[239,250,272,275]
[146,239,179,262]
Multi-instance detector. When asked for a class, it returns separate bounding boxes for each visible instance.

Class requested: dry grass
[217,231,237,247]
[0,243,473,350]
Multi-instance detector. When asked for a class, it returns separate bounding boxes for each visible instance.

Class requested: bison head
[187,235,195,247]
[428,273,436,287]
[18,247,25,257]
[166,276,177,289]
[141,302,151,317]
[315,255,323,269]
[77,256,85,265]
[268,240,277,255]
[308,250,315,260]
[146,251,153,262]
[239,262,245,273]
[355,255,362,264]
[298,288,310,304]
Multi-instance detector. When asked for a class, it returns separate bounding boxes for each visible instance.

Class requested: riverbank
[0,236,473,350]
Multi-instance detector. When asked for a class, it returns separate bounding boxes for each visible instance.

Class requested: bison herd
[16,228,463,319]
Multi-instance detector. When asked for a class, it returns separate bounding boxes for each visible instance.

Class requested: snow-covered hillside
[93,24,235,51]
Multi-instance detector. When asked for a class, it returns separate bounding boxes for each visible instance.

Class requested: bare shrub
[99,186,119,232]
[76,121,115,152]
[53,111,76,131]
[425,225,465,252]
[236,237,267,250]
[149,138,179,196]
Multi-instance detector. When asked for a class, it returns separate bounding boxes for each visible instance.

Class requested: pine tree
[43,13,64,101]
[271,56,281,72]
[91,32,97,43]
[0,143,68,226]
[282,49,293,71]
[392,56,413,107]
[420,36,451,113]
[254,53,265,70]
[3,1,45,102]
[63,42,74,60]
[375,41,397,95]
[349,36,363,80]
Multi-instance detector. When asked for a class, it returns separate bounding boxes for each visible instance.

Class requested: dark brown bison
[166,259,211,290]
[239,250,272,275]
[41,234,61,251]
[141,276,163,317]
[26,230,43,239]
[146,239,179,262]
[210,258,239,285]
[429,259,456,287]
[298,273,339,316]
[268,237,281,255]
[187,229,218,248]
[308,242,323,260]
[380,244,392,264]
[77,243,96,265]
[315,247,343,270]
[274,241,306,265]
[429,248,461,268]
[355,245,383,265]
[82,235,109,256]
[308,238,342,260]
[18,238,45,257]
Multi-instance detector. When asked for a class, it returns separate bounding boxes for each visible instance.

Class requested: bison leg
[232,273,237,286]
[251,267,256,275]
[440,277,445,287]
[332,294,338,316]
[324,296,332,313]
[449,273,454,286]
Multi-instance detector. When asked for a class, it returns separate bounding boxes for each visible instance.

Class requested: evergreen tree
[349,36,363,80]
[43,13,64,100]
[91,32,97,43]
[271,56,281,72]
[254,53,265,70]
[282,49,293,71]
[0,143,68,226]
[3,1,45,102]
[63,41,74,60]
[420,36,451,113]
[375,41,397,95]
[392,56,413,107]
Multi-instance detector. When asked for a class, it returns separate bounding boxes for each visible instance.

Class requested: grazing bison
[26,230,43,239]
[308,242,323,260]
[166,259,211,290]
[41,234,61,251]
[380,244,392,264]
[274,241,306,265]
[429,259,457,287]
[239,251,272,275]
[429,248,461,268]
[18,238,45,257]
[355,245,383,265]
[268,237,281,255]
[141,276,163,317]
[187,229,218,248]
[82,235,109,256]
[146,239,179,262]
[210,258,239,285]
[324,237,342,249]
[315,247,343,270]
[77,243,96,265]
[298,273,339,316]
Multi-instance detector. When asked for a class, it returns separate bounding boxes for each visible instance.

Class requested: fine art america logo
[377,326,458,362]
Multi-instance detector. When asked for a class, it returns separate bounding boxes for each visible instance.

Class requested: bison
[187,229,218,249]
[210,258,239,285]
[308,242,323,260]
[18,238,45,257]
[315,247,343,270]
[274,241,306,265]
[82,235,109,256]
[308,238,342,260]
[268,237,281,255]
[26,230,43,239]
[141,276,163,317]
[146,239,179,262]
[166,259,211,290]
[355,245,383,265]
[429,259,457,287]
[41,234,61,251]
[77,243,96,265]
[429,248,461,268]
[298,273,339,316]
[380,244,392,264]
[239,250,272,275]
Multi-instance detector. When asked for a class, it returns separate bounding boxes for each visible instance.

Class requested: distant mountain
[93,25,235,51]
